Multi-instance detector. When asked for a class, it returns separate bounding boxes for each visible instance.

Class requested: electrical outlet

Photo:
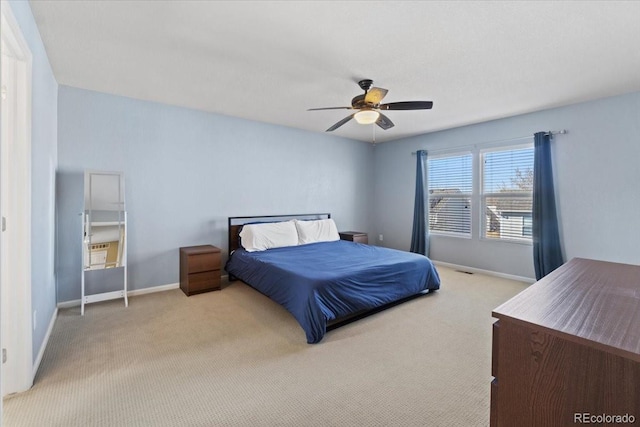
[379,234,384,242]
[33,310,37,331]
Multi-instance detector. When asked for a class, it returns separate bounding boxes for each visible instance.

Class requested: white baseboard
[57,281,181,309]
[56,300,80,309]
[128,282,179,297]
[33,307,58,381]
[433,261,536,284]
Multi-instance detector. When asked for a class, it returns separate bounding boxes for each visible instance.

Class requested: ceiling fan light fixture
[354,110,380,125]
[309,80,432,132]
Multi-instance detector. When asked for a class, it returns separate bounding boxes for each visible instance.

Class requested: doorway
[1,2,34,399]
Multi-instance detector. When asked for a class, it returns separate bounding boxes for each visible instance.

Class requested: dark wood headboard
[228,213,331,253]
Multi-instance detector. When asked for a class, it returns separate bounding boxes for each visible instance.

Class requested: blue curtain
[532,132,563,279]
[410,150,429,256]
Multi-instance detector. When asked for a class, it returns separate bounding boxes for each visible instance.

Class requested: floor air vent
[455,270,474,275]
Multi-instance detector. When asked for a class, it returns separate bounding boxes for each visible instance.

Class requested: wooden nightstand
[339,231,368,244]
[179,245,221,296]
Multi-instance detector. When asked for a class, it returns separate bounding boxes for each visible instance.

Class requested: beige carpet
[3,266,527,427]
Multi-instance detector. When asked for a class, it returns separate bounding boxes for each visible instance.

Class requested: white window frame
[479,142,534,245]
[427,151,473,239]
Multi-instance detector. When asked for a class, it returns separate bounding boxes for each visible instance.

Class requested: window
[481,144,534,242]
[428,152,472,237]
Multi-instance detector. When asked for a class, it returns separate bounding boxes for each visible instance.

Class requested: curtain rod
[411,129,568,155]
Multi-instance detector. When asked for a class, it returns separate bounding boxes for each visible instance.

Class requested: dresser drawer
[188,251,221,273]
[492,320,500,377]
[490,378,498,427]
[187,271,221,293]
[490,321,499,427]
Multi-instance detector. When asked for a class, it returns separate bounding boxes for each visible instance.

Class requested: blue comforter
[225,240,440,343]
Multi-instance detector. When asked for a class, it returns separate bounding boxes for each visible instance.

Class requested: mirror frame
[83,170,126,270]
[81,170,128,315]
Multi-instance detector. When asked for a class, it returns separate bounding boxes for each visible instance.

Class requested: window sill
[479,236,533,246]
[430,232,472,240]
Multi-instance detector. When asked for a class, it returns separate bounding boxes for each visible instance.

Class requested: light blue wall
[56,86,640,296]
[57,86,374,302]
[6,0,58,365]
[373,91,640,279]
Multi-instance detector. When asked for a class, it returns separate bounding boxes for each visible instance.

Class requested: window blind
[428,153,472,236]
[482,145,534,241]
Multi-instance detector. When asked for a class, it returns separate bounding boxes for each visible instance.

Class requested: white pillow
[239,220,299,252]
[295,219,340,245]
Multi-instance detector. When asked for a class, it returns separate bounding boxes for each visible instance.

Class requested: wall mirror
[81,170,128,314]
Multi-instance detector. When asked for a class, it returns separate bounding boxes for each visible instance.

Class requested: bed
[225,214,441,343]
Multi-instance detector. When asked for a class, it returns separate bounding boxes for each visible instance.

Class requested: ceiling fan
[308,79,433,132]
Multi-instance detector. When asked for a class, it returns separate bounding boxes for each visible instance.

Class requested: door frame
[1,0,34,397]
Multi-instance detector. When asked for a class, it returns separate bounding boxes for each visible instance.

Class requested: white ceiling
[29,1,640,143]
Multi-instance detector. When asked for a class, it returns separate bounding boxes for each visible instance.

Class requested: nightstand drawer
[187,271,221,292]
[180,245,222,296]
[350,234,368,244]
[188,252,221,273]
[339,231,368,244]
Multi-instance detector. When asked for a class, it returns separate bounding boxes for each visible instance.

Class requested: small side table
[179,245,221,296]
[338,231,368,244]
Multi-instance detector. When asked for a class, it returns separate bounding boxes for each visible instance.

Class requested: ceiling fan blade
[364,87,389,105]
[380,101,433,110]
[326,114,354,132]
[308,106,353,111]
[376,113,395,130]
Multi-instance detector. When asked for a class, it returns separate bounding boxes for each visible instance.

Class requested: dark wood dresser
[179,245,221,296]
[339,231,368,244]
[491,258,640,426]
